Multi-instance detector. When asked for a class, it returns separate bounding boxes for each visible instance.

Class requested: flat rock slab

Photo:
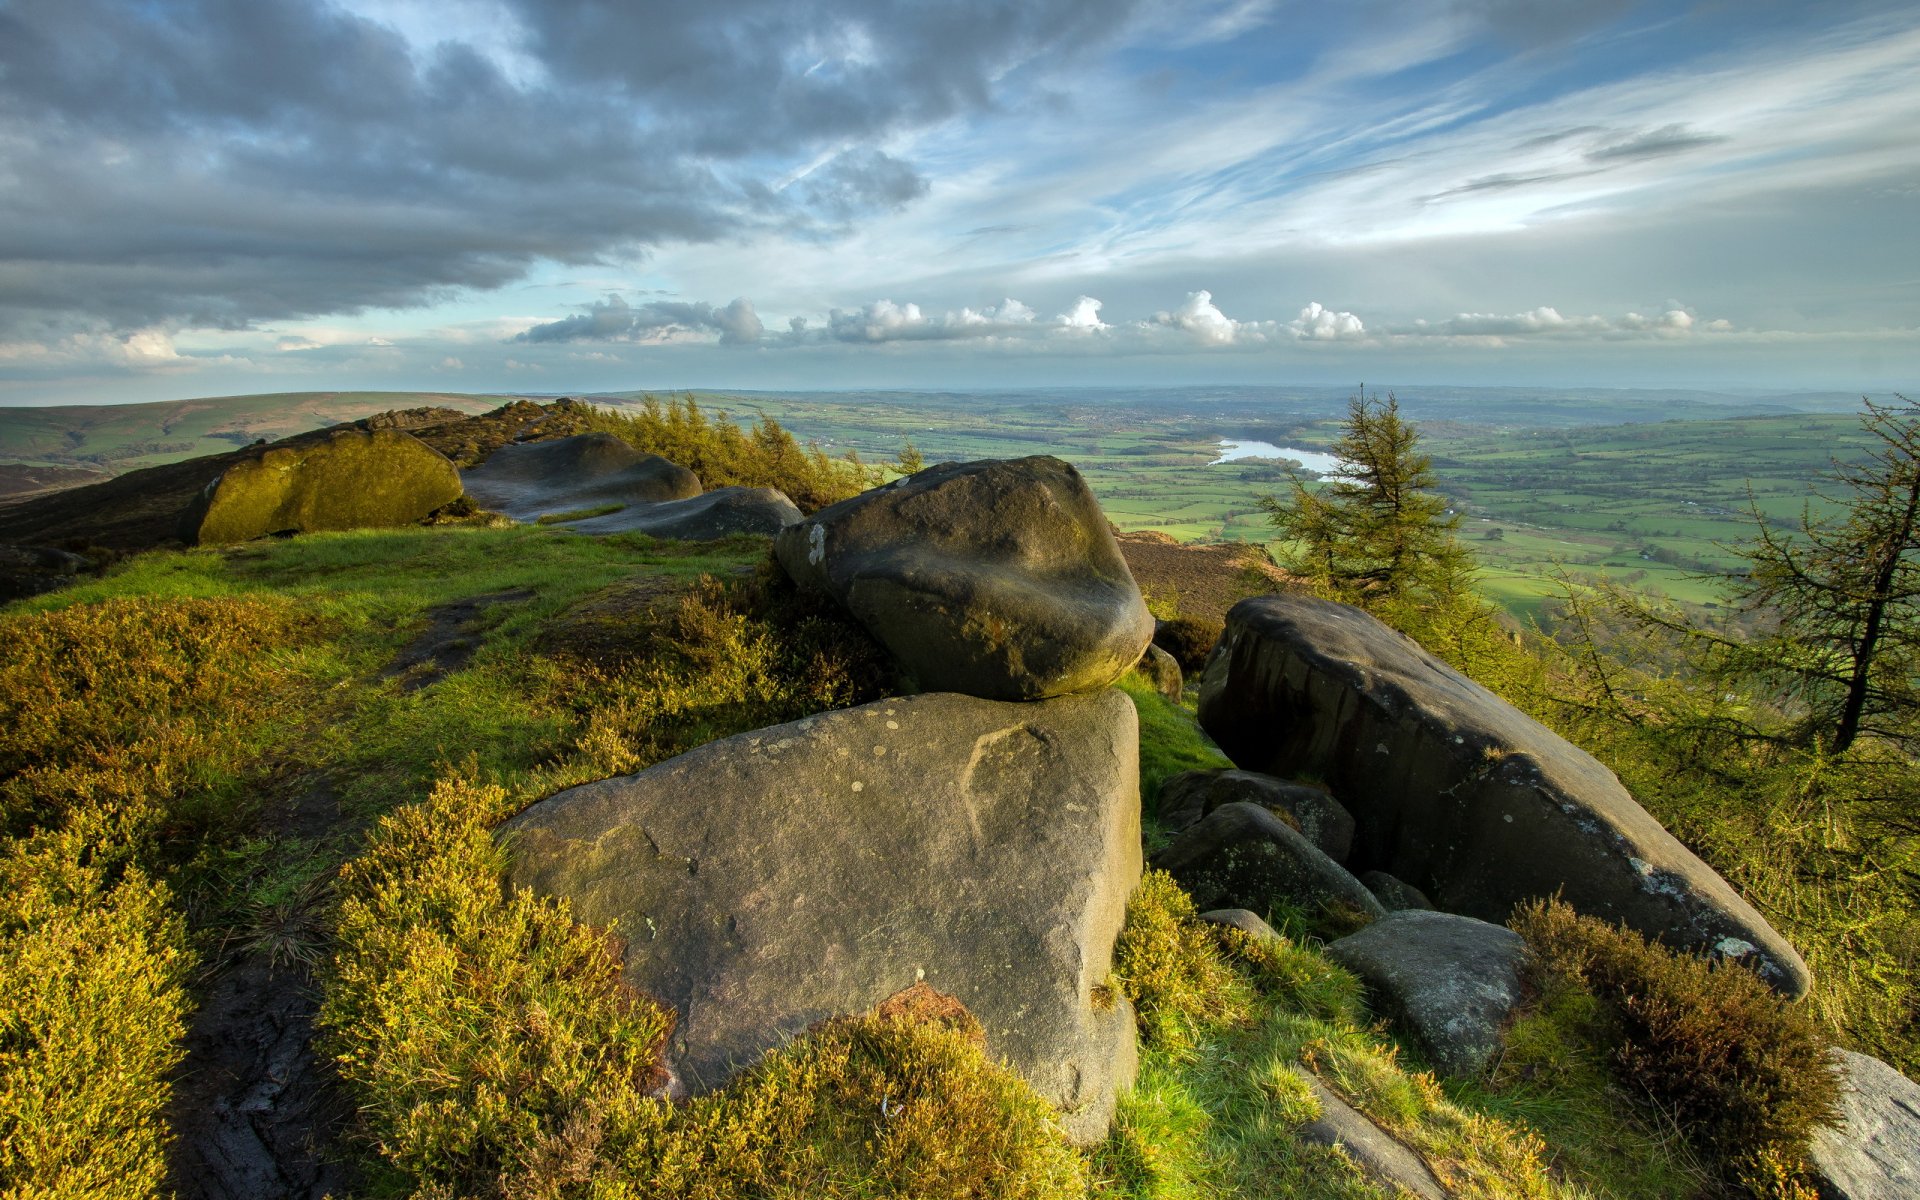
[1326,911,1525,1079]
[565,486,802,538]
[1292,1068,1449,1200]
[1158,769,1355,862]
[1151,801,1385,924]
[1198,594,1809,996]
[1811,1050,1920,1199]
[462,433,700,521]
[774,456,1154,701]
[1361,870,1435,913]
[501,689,1143,1144]
[181,428,462,545]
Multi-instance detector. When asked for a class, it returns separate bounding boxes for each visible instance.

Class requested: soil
[383,586,538,690]
[164,780,360,1200]
[1116,530,1294,624]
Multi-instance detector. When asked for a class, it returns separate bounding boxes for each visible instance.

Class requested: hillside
[1,401,1908,1200]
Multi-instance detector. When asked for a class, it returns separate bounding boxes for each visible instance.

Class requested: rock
[1198,593,1811,997]
[1135,643,1183,703]
[1151,802,1386,924]
[461,433,701,521]
[501,689,1143,1144]
[1360,871,1435,912]
[1152,615,1223,675]
[1291,1068,1448,1200]
[1197,908,1283,943]
[1158,769,1356,862]
[773,456,1153,701]
[180,428,463,545]
[1326,911,1525,1079]
[1810,1050,1920,1200]
[564,486,802,538]
[0,543,90,602]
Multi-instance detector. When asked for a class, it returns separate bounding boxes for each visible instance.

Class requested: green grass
[537,501,626,523]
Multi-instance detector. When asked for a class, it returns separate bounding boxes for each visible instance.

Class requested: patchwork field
[1,385,1890,620]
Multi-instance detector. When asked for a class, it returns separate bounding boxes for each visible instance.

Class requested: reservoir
[1211,440,1345,474]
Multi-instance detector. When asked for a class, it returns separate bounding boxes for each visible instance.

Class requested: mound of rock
[1326,911,1525,1079]
[501,689,1143,1143]
[1150,801,1385,924]
[181,428,462,546]
[773,456,1153,701]
[563,486,802,538]
[461,433,701,520]
[1810,1050,1920,1199]
[1157,768,1355,862]
[1197,593,1809,996]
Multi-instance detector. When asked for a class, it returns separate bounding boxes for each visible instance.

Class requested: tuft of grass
[1117,675,1232,825]
[1511,898,1841,1195]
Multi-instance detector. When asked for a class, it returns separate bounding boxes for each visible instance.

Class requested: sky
[1,0,1917,405]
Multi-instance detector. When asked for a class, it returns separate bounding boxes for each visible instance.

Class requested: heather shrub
[1511,898,1842,1193]
[1151,616,1222,676]
[1111,870,1247,1055]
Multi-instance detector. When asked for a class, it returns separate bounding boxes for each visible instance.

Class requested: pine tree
[1261,390,1472,610]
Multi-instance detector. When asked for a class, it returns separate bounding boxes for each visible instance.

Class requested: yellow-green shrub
[323,774,675,1194]
[1111,870,1248,1056]
[1511,898,1842,1192]
[0,820,191,1200]
[584,396,871,512]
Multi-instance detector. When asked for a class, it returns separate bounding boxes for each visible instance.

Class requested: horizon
[3,0,1917,404]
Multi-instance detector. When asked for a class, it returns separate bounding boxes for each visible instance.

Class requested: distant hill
[0,391,520,487]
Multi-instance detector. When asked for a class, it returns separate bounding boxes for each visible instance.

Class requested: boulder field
[1196,593,1810,996]
[501,690,1143,1144]
[774,456,1154,701]
[462,432,802,537]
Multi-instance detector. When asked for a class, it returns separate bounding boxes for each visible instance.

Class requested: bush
[1151,616,1221,676]
[0,820,191,1200]
[1111,870,1247,1055]
[1511,898,1842,1193]
[583,395,873,512]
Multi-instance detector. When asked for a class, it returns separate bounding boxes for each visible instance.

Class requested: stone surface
[564,486,802,538]
[1810,1050,1920,1200]
[1360,870,1435,913]
[1292,1068,1449,1200]
[1197,908,1283,943]
[1151,802,1386,923]
[501,689,1143,1143]
[1135,643,1183,704]
[1158,769,1356,862]
[773,456,1154,701]
[461,432,701,521]
[1326,911,1525,1079]
[181,428,462,545]
[1198,593,1810,996]
[0,543,90,602]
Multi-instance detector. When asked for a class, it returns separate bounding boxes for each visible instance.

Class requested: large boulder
[1157,769,1356,861]
[1198,594,1810,996]
[180,428,462,545]
[773,457,1154,701]
[1810,1050,1920,1200]
[501,689,1142,1143]
[1150,802,1386,924]
[564,486,802,538]
[1326,911,1525,1079]
[461,433,701,521]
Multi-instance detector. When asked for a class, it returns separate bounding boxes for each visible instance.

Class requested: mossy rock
[181,428,462,545]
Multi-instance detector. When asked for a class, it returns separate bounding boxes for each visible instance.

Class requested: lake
[1210,440,1345,474]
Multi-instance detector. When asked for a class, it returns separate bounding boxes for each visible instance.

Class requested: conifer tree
[1261,390,1472,610]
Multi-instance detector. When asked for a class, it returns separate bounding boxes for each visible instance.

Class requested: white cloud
[1058,296,1108,330]
[1394,305,1727,341]
[1290,301,1367,341]
[1150,290,1260,345]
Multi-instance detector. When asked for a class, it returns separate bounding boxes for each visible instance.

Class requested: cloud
[0,0,1144,343]
[1394,305,1728,340]
[1585,123,1730,163]
[1145,292,1365,346]
[1290,302,1367,341]
[1059,296,1108,330]
[823,297,1048,342]
[1150,290,1257,345]
[516,295,764,345]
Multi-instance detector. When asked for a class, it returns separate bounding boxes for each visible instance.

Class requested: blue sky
[1,0,1916,404]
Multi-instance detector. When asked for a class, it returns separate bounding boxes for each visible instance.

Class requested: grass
[537,502,626,524]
